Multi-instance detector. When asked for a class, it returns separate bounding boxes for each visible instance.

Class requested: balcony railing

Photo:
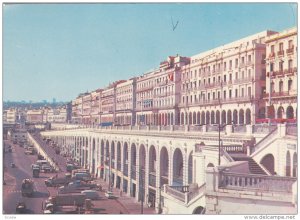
[263,91,290,98]
[286,47,294,54]
[219,172,296,193]
[165,185,185,202]
[277,50,284,56]
[234,77,253,84]
[286,124,297,136]
[222,145,246,154]
[269,52,275,58]
[233,125,247,133]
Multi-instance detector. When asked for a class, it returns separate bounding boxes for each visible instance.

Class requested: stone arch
[277,106,284,119]
[206,111,210,124]
[123,142,129,176]
[211,111,215,124]
[192,206,205,214]
[173,148,183,185]
[185,112,188,125]
[286,151,291,176]
[117,142,121,171]
[221,110,226,124]
[201,111,205,125]
[131,143,137,166]
[216,110,220,124]
[91,138,96,174]
[149,145,156,173]
[268,105,275,119]
[197,112,201,124]
[260,154,275,175]
[227,110,232,124]
[239,109,244,124]
[193,112,196,125]
[287,106,294,119]
[246,108,251,125]
[233,110,238,124]
[189,112,192,125]
[139,144,146,169]
[160,147,169,186]
[188,151,193,184]
[258,107,266,119]
[207,163,214,167]
[293,153,297,177]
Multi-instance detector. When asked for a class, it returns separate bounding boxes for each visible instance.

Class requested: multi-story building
[115,78,136,125]
[100,85,115,125]
[6,108,17,123]
[71,94,84,124]
[47,107,68,123]
[26,109,44,124]
[179,30,277,126]
[152,56,190,126]
[90,89,102,126]
[135,69,157,125]
[82,93,92,125]
[265,27,297,122]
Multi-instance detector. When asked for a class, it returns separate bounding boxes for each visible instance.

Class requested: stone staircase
[230,153,267,175]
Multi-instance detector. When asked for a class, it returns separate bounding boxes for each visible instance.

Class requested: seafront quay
[41,122,297,214]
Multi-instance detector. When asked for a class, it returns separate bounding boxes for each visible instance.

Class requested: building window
[213,92,215,100]
[279,42,284,51]
[241,57,245,64]
[288,40,293,48]
[229,60,232,69]
[248,87,251,97]
[271,82,275,92]
[223,75,226,82]
[279,81,283,93]
[208,93,210,100]
[279,61,284,71]
[235,72,238,80]
[235,89,238,97]
[229,74,232,81]
[224,62,226,70]
[288,59,293,70]
[241,88,244,97]
[229,90,232,98]
[248,55,251,63]
[223,91,226,99]
[235,58,238,68]
[288,79,293,91]
[218,91,220,99]
[271,45,274,53]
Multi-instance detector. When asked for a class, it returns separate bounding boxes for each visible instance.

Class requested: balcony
[136,86,153,92]
[234,77,253,84]
[219,172,296,193]
[269,52,275,58]
[264,91,290,98]
[277,50,284,56]
[286,47,294,54]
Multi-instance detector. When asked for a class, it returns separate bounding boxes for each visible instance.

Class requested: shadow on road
[32,191,49,198]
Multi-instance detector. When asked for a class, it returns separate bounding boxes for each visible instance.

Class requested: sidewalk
[94,178,156,214]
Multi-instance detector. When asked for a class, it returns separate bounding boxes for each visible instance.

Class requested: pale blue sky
[3,3,297,102]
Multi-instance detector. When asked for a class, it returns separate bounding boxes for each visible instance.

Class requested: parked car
[81,190,99,200]
[105,191,114,199]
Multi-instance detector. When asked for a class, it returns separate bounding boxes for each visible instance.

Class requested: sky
[3,3,297,102]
